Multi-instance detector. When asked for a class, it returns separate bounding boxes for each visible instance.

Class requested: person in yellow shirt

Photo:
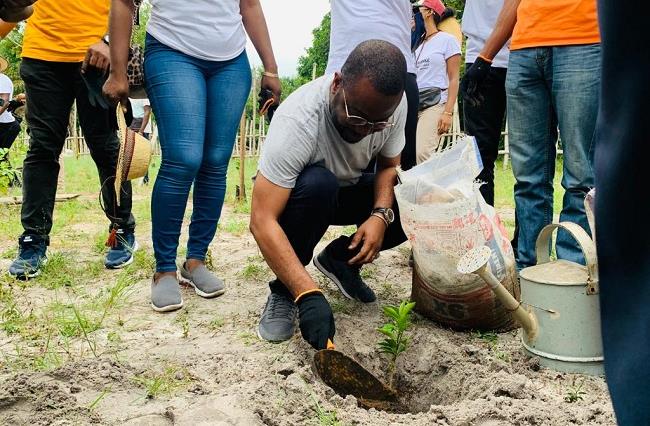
[8,0,138,279]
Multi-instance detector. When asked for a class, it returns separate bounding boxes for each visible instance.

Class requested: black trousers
[0,120,21,151]
[595,1,650,424]
[19,58,135,242]
[462,65,507,206]
[401,72,419,171]
[272,165,407,294]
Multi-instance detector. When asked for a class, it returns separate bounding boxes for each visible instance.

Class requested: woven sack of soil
[395,137,519,331]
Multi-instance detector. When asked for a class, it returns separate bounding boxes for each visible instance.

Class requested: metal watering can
[457,222,603,376]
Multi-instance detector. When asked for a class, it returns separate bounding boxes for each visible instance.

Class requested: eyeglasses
[342,89,395,132]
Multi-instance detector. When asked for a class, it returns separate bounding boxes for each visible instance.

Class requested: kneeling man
[250,40,408,350]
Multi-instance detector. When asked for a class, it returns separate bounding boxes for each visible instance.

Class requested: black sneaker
[258,282,297,342]
[313,243,377,303]
[9,235,47,279]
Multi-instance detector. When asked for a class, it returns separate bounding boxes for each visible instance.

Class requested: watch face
[385,208,395,224]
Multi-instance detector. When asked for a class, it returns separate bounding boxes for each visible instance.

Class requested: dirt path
[0,202,615,425]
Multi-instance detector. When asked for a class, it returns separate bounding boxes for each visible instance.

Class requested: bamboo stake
[237,112,247,202]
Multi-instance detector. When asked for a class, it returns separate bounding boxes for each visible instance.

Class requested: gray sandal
[179,262,226,298]
[151,275,184,312]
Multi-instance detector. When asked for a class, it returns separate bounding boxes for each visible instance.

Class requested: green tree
[297,13,330,81]
[0,23,24,93]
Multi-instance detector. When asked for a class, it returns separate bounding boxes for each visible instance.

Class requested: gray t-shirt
[258,75,407,189]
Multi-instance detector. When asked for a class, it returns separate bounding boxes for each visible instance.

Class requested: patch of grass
[94,271,138,325]
[1,246,17,259]
[237,331,258,346]
[208,316,225,331]
[124,249,155,279]
[93,232,108,254]
[329,298,354,315]
[565,379,587,403]
[311,395,341,426]
[219,218,249,236]
[37,252,76,289]
[239,262,268,280]
[472,330,510,363]
[359,264,377,280]
[133,364,192,399]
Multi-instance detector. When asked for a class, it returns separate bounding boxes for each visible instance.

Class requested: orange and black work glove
[297,292,335,350]
[460,56,492,107]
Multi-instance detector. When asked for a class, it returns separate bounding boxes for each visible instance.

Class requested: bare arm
[102,0,136,106]
[240,0,281,104]
[250,174,319,298]
[348,154,401,265]
[139,105,151,134]
[444,54,461,115]
[0,20,17,38]
[480,0,520,60]
[373,154,400,209]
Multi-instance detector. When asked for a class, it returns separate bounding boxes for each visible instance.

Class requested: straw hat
[0,56,9,73]
[115,103,151,205]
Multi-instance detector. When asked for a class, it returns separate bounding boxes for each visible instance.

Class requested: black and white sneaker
[8,235,48,280]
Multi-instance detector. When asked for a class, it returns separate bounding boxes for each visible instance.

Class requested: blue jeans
[145,34,251,272]
[505,44,600,269]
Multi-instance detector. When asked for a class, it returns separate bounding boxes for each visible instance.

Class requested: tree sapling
[377,300,416,389]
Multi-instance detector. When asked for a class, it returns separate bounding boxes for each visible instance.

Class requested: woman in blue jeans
[104,0,281,312]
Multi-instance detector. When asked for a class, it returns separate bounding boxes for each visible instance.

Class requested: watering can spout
[457,246,539,341]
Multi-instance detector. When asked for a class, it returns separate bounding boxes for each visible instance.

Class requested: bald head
[341,40,407,96]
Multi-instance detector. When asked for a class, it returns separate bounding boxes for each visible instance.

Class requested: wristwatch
[371,207,395,226]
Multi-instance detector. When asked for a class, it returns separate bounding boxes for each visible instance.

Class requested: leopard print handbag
[127,44,146,98]
[127,0,146,98]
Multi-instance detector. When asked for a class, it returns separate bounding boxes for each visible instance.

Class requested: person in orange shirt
[461,0,600,270]
[8,0,138,279]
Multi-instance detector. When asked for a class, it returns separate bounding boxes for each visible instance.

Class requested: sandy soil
[0,203,616,426]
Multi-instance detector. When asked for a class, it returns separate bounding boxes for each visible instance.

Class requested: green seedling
[240,262,267,280]
[311,395,341,426]
[88,387,110,411]
[133,365,191,399]
[377,300,416,388]
[176,310,190,338]
[564,380,587,403]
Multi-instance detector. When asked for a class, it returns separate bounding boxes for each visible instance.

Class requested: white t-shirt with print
[258,75,407,189]
[462,0,510,68]
[414,32,461,104]
[147,0,246,61]
[0,73,15,124]
[326,0,416,74]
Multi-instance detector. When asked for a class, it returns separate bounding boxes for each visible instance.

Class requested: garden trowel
[313,340,398,410]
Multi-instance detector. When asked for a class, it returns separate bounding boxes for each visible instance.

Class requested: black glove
[258,88,278,123]
[7,99,23,112]
[460,56,492,108]
[297,292,335,350]
[80,67,111,110]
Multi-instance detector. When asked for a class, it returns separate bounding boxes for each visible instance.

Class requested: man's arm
[479,0,520,60]
[348,153,400,265]
[249,173,319,297]
[139,105,151,134]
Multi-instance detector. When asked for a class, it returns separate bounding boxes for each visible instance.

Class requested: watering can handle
[535,222,598,294]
